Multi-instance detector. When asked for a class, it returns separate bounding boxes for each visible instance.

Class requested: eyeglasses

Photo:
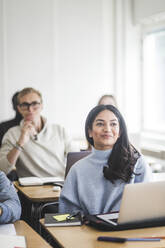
[19,101,41,111]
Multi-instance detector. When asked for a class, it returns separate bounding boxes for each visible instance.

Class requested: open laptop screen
[117,181,165,224]
[97,181,165,228]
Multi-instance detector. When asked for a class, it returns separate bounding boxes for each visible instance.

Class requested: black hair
[85,105,140,183]
[11,91,23,121]
[12,92,20,111]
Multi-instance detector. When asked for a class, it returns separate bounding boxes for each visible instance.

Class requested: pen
[66,213,79,220]
[97,236,161,243]
[142,236,165,239]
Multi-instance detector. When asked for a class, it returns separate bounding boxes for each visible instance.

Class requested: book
[18,176,64,186]
[0,234,26,248]
[44,213,82,227]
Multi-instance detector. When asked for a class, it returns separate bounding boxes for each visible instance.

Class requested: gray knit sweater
[59,148,152,215]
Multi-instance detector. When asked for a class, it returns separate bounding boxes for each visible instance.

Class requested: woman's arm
[134,155,153,183]
[59,168,83,215]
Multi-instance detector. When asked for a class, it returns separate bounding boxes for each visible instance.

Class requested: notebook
[44,213,82,227]
[18,176,64,186]
[97,180,165,230]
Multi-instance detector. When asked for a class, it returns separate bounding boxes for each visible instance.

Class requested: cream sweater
[0,117,77,179]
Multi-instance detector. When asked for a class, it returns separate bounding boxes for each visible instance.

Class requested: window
[142,28,165,134]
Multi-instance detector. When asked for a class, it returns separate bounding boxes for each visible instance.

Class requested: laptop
[97,180,165,230]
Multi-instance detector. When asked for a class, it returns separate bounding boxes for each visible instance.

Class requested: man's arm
[0,129,22,174]
[0,121,36,174]
[6,121,35,165]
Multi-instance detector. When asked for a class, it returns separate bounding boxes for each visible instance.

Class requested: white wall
[0,0,115,140]
[1,0,165,144]
[1,0,55,118]
[52,0,115,138]
[133,0,165,24]
[113,0,141,134]
[0,0,5,118]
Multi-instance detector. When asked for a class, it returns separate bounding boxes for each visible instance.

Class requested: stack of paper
[0,234,26,248]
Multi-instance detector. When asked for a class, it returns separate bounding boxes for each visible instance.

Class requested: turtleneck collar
[91,147,112,160]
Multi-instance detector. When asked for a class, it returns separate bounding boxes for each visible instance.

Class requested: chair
[40,150,91,232]
[39,201,59,236]
[7,169,18,181]
[65,150,91,178]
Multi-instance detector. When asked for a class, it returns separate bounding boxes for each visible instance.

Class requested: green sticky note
[53,214,70,221]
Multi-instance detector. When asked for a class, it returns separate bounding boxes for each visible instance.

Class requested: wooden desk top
[40,219,165,248]
[14,181,60,202]
[14,220,52,247]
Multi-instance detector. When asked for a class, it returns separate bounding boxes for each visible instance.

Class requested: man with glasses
[0,87,77,180]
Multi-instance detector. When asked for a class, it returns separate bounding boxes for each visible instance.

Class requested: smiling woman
[58,105,153,216]
[88,110,120,150]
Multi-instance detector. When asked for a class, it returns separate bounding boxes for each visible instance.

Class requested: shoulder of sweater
[136,154,146,164]
[52,123,64,129]
[70,153,93,171]
[46,122,65,131]
[134,154,149,171]
[46,123,67,136]
[3,125,20,136]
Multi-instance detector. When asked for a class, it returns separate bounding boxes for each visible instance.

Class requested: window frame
[141,19,165,148]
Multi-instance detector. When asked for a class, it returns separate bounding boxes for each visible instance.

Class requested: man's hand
[18,121,37,146]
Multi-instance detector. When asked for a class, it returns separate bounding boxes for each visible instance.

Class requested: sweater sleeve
[0,131,16,174]
[0,172,21,223]
[134,155,153,183]
[59,167,83,214]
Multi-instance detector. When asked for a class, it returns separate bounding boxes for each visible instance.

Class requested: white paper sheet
[0,234,26,248]
[0,223,16,235]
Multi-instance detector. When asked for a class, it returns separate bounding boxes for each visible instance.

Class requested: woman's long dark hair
[85,105,140,183]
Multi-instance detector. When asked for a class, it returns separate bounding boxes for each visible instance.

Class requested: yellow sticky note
[53,214,70,222]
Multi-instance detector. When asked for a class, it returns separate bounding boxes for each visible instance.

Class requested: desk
[40,219,165,248]
[14,182,60,232]
[14,220,52,247]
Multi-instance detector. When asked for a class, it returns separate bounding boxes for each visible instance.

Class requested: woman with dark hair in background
[59,105,152,215]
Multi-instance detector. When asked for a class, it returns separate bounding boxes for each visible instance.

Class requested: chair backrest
[65,151,91,178]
